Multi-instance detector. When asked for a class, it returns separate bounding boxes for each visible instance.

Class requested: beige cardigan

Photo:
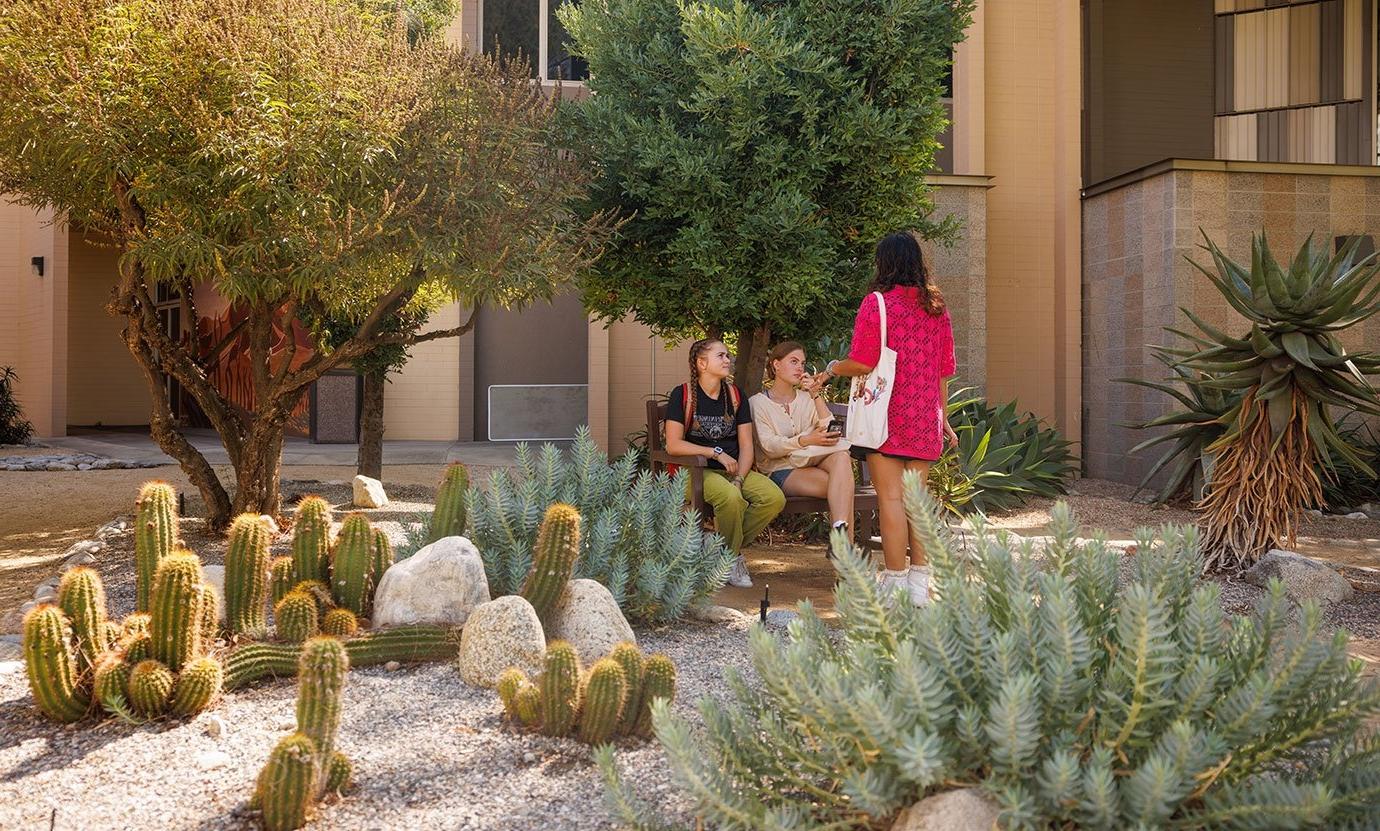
[749,389,848,475]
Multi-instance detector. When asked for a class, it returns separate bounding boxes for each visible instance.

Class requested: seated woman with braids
[663,337,786,589]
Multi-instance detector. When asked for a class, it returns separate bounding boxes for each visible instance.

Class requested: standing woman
[750,341,855,540]
[817,232,957,605]
[664,338,786,588]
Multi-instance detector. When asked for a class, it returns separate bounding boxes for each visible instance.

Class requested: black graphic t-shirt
[666,383,753,471]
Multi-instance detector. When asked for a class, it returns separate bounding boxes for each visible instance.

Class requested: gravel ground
[0,618,755,831]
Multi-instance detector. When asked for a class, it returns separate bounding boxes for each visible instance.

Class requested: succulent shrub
[1179,233,1380,571]
[466,428,733,623]
[942,387,1078,513]
[601,477,1380,830]
[1319,414,1380,512]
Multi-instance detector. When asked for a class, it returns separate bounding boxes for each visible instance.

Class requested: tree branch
[388,305,481,346]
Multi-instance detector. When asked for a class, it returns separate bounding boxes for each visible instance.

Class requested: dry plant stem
[1198,391,1322,573]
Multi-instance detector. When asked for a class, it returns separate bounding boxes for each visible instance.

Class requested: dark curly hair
[870,231,945,315]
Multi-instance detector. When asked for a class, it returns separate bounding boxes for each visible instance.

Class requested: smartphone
[827,416,846,435]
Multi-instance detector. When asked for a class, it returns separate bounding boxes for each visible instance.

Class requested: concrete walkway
[45,428,534,468]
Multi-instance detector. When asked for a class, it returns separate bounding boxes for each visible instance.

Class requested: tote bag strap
[873,291,888,350]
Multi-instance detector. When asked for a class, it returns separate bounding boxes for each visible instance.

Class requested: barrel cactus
[520,504,581,629]
[22,605,88,722]
[255,732,318,831]
[633,653,676,739]
[427,463,470,542]
[579,658,627,745]
[292,495,333,583]
[539,640,582,737]
[269,556,297,607]
[92,652,130,712]
[57,566,107,673]
[170,655,223,716]
[320,607,359,638]
[135,481,178,612]
[514,684,542,728]
[128,658,174,717]
[150,552,204,672]
[608,642,643,735]
[497,667,527,717]
[330,514,375,617]
[325,752,353,795]
[225,513,271,637]
[291,580,334,616]
[371,527,393,587]
[275,591,320,644]
[197,583,220,646]
[297,636,348,797]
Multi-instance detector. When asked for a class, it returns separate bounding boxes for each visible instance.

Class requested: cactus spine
[520,504,581,629]
[276,591,320,643]
[320,608,359,638]
[123,632,152,665]
[539,640,582,737]
[57,566,107,674]
[223,626,459,690]
[609,642,643,735]
[325,752,352,794]
[291,496,332,584]
[331,514,375,617]
[270,557,297,607]
[371,527,393,587]
[22,605,89,722]
[255,733,318,831]
[427,463,470,542]
[225,514,272,637]
[297,636,348,797]
[128,659,174,717]
[635,654,677,738]
[171,656,223,716]
[92,652,130,711]
[121,613,151,639]
[135,481,178,612]
[150,552,204,672]
[579,658,627,745]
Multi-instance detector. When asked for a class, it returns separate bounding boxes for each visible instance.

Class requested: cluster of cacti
[134,481,178,612]
[254,637,353,831]
[23,556,223,723]
[426,462,469,543]
[223,625,460,690]
[498,640,675,745]
[519,504,582,630]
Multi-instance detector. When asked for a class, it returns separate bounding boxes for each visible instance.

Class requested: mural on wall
[189,299,314,436]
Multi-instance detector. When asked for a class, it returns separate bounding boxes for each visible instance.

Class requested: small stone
[202,566,227,625]
[77,464,92,471]
[19,600,37,615]
[384,661,401,672]
[195,750,231,770]
[33,585,57,602]
[277,718,296,731]
[1306,509,1324,517]
[64,551,97,567]
[687,604,748,624]
[1345,511,1369,520]
[522,752,537,764]
[352,475,389,508]
[891,788,1001,831]
[0,642,20,661]
[202,715,228,740]
[46,463,76,471]
[1243,549,1354,605]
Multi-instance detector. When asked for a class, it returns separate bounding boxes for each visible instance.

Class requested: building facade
[3,0,1377,490]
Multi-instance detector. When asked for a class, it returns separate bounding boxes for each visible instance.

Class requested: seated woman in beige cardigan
[749,341,855,541]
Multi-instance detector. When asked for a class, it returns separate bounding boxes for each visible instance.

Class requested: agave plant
[946,388,1078,512]
[1118,350,1239,504]
[1179,232,1380,572]
[1320,414,1380,512]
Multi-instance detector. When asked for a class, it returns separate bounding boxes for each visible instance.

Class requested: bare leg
[779,452,856,541]
[867,453,910,572]
[902,459,932,567]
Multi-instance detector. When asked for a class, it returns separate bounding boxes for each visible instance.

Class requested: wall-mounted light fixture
[30,256,44,278]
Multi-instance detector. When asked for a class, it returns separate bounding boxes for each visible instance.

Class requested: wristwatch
[712,446,724,458]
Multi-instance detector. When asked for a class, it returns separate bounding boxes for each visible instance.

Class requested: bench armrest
[649,450,708,467]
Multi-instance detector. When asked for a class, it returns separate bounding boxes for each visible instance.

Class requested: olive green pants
[696,470,786,554]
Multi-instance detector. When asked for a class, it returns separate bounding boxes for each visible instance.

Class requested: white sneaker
[907,566,932,607]
[728,554,753,588]
[876,570,909,599]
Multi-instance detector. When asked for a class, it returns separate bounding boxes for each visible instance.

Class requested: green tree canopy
[561,0,972,390]
[0,0,613,525]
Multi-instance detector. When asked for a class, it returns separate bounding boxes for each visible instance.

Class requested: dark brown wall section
[1084,0,1216,186]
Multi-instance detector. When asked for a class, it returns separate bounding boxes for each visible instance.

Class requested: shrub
[602,477,1380,829]
[944,387,1078,513]
[0,365,33,445]
[1320,415,1380,512]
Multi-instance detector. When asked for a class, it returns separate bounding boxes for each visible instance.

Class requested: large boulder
[352,475,388,508]
[202,565,227,625]
[1242,549,1353,605]
[891,789,1000,831]
[547,579,636,665]
[372,537,490,628]
[457,596,546,688]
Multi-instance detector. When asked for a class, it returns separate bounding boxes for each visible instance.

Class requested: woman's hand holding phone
[801,427,840,447]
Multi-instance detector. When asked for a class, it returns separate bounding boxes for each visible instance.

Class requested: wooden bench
[646,399,879,550]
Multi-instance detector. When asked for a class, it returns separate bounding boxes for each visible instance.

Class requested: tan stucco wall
[601,320,689,453]
[929,180,989,392]
[1082,160,1380,486]
[0,201,66,437]
[65,232,151,426]
[982,0,1083,446]
[383,301,467,441]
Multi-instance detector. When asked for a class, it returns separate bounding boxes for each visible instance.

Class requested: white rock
[384,661,401,672]
[1344,511,1369,520]
[64,551,96,567]
[202,714,227,740]
[372,536,490,628]
[1306,509,1324,517]
[201,565,227,625]
[891,789,1001,831]
[33,585,56,602]
[1243,549,1354,605]
[258,514,280,536]
[687,604,748,624]
[547,579,636,666]
[522,752,537,764]
[352,475,388,508]
[195,750,231,771]
[458,596,546,689]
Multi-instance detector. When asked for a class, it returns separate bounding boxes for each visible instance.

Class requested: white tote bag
[846,291,896,449]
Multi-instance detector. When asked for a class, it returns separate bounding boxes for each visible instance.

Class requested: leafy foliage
[943,387,1078,513]
[1320,415,1380,511]
[561,0,972,384]
[606,479,1380,829]
[0,366,33,445]
[1176,233,1380,570]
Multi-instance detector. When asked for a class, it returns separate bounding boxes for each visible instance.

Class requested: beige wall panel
[1288,4,1319,106]
[1344,0,1362,98]
[0,201,65,436]
[384,302,464,440]
[1267,8,1287,109]
[65,233,149,426]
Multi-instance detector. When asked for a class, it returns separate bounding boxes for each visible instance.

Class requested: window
[482,0,588,82]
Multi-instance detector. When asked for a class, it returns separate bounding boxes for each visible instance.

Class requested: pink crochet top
[846,286,956,460]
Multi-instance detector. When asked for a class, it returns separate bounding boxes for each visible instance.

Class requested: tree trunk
[357,369,385,479]
[734,323,774,398]
[230,423,286,520]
